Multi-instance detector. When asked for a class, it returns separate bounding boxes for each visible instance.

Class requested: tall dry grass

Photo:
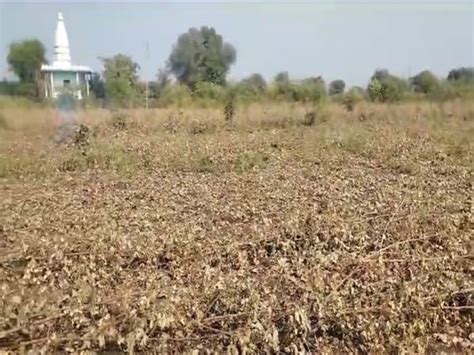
[0,100,472,178]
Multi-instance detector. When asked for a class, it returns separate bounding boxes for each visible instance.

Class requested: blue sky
[0,1,472,86]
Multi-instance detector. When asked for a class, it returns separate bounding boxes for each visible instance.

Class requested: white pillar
[43,74,48,98]
[76,72,80,99]
[50,72,54,98]
[86,74,90,97]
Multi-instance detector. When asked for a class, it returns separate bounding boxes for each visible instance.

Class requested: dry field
[0,100,473,353]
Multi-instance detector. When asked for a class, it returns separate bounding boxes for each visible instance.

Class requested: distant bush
[194,82,226,102]
[157,84,193,107]
[274,71,290,84]
[241,73,267,93]
[0,94,46,109]
[0,81,35,98]
[233,82,262,102]
[298,77,327,103]
[329,79,346,95]
[272,75,326,103]
[342,87,364,111]
[447,67,474,83]
[429,81,474,101]
[232,74,268,103]
[410,70,440,94]
[367,70,406,102]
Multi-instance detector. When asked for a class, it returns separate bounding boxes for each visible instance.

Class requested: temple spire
[53,12,71,67]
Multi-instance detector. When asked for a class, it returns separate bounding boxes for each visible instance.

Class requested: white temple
[41,12,93,99]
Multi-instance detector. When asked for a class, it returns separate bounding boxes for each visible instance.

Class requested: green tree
[329,79,346,95]
[367,69,406,102]
[101,54,140,105]
[410,70,440,94]
[7,39,47,83]
[7,39,47,97]
[167,26,236,87]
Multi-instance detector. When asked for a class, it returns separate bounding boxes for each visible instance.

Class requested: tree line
[2,26,474,106]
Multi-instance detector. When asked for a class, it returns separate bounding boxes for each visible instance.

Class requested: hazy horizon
[0,1,472,86]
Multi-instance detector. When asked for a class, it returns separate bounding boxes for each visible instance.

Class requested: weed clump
[72,124,91,147]
[302,111,316,126]
[224,91,236,123]
[189,120,215,135]
[111,111,129,130]
[162,116,180,133]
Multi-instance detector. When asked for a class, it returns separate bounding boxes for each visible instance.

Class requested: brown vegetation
[0,100,473,352]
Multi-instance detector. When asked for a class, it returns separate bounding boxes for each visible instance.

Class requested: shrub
[235,152,269,173]
[342,87,364,111]
[367,79,383,102]
[194,82,226,102]
[0,81,35,97]
[233,80,265,103]
[302,111,316,126]
[158,84,193,107]
[273,78,327,103]
[193,154,214,172]
[189,120,216,135]
[72,124,91,147]
[292,83,326,103]
[241,73,267,93]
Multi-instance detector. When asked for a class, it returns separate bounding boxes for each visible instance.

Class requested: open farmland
[0,100,473,352]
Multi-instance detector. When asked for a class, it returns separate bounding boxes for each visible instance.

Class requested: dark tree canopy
[329,79,346,95]
[410,70,440,94]
[7,39,47,83]
[167,26,237,87]
[371,69,392,83]
[89,73,106,99]
[447,67,474,82]
[274,71,290,84]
